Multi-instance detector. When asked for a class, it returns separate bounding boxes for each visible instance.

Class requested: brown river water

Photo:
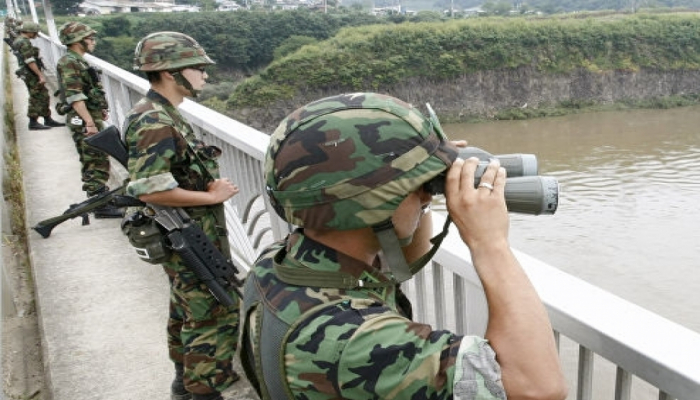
[441,105,700,335]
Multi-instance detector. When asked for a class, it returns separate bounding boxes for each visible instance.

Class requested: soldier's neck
[68,45,86,56]
[305,227,380,266]
[150,83,184,108]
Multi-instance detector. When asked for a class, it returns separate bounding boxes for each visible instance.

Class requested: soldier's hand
[207,178,239,203]
[38,74,46,85]
[84,125,99,136]
[445,157,509,252]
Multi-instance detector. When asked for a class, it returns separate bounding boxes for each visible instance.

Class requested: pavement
[10,58,258,399]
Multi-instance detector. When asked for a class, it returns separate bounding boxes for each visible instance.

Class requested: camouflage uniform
[241,93,506,399]
[125,31,238,397]
[56,48,110,195]
[13,33,50,119]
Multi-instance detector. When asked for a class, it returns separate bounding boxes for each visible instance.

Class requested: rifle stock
[85,126,128,168]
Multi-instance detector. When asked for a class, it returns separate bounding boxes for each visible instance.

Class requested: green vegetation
[50,9,700,121]
[70,10,386,74]
[227,14,700,108]
[3,56,28,243]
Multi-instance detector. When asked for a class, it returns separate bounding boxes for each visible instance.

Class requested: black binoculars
[423,147,559,215]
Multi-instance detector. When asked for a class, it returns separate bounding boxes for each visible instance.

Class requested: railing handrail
[34,35,700,400]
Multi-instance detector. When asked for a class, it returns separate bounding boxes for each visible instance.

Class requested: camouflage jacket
[56,49,107,112]
[241,230,506,400]
[12,36,40,69]
[124,89,228,273]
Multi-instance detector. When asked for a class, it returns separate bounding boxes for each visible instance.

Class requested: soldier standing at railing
[125,31,241,400]
[12,21,65,130]
[56,21,122,218]
[240,92,569,400]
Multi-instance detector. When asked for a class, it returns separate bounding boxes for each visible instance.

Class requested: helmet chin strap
[372,216,453,283]
[171,71,199,98]
[79,40,91,53]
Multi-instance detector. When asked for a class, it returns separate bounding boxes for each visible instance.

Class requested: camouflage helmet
[133,31,214,72]
[20,21,40,33]
[266,92,458,230]
[59,22,96,45]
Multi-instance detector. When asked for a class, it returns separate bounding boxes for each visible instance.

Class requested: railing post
[614,367,631,400]
[577,346,594,400]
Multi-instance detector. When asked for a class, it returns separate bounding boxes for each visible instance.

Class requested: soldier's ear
[161,70,176,81]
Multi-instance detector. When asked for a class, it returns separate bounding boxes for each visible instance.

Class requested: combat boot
[172,363,192,400]
[43,116,66,127]
[28,117,50,130]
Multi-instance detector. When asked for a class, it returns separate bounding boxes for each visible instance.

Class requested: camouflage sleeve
[341,315,504,399]
[15,38,36,64]
[57,57,88,104]
[286,298,500,399]
[336,312,477,399]
[125,121,180,197]
[453,336,506,400]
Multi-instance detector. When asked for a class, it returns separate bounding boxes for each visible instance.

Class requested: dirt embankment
[230,66,700,133]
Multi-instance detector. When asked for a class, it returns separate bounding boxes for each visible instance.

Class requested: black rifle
[85,126,243,305]
[32,185,135,238]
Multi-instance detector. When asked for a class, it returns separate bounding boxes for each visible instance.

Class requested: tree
[50,0,83,15]
[101,15,131,37]
[482,0,513,15]
[273,35,319,60]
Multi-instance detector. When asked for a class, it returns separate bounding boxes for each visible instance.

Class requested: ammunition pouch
[121,210,171,264]
[15,68,26,80]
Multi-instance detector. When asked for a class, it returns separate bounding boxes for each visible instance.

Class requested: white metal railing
[34,35,700,400]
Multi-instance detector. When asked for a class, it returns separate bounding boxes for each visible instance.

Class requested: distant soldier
[56,22,122,217]
[13,21,65,130]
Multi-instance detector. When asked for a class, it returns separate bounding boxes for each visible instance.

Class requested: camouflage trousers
[164,261,240,395]
[22,71,50,118]
[67,116,110,195]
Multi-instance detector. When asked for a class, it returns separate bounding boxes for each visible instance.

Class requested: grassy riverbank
[217,13,700,130]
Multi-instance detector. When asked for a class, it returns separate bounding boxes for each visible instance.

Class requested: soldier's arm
[60,60,98,134]
[446,158,567,400]
[138,182,238,208]
[26,60,45,83]
[70,100,98,133]
[126,124,239,207]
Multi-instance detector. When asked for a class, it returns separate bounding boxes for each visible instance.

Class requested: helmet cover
[59,22,96,45]
[20,21,40,33]
[133,31,214,71]
[266,92,458,230]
